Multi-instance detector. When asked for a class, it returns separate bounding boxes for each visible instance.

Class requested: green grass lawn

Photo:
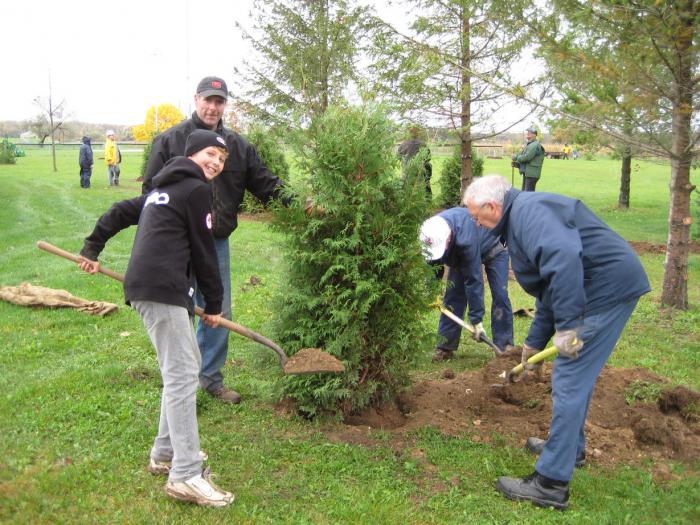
[1,149,698,523]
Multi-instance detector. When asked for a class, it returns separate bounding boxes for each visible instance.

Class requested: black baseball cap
[196,76,228,99]
[185,130,229,157]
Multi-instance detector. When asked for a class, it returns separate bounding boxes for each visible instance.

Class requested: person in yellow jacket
[105,130,120,186]
[562,143,572,160]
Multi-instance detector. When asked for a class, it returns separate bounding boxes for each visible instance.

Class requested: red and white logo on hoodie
[206,213,212,229]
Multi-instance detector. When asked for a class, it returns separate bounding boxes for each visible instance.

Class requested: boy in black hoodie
[77,130,234,507]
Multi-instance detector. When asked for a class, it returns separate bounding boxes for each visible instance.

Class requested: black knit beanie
[184,130,228,157]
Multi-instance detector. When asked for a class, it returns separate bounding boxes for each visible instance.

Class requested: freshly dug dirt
[629,240,700,255]
[659,386,700,423]
[320,353,700,470]
[283,348,345,375]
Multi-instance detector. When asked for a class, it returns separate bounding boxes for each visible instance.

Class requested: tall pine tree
[235,0,369,128]
[538,0,700,309]
[370,0,538,197]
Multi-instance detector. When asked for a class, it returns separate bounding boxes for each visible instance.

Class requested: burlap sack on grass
[0,282,118,316]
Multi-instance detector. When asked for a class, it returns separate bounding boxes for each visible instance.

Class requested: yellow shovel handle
[509,346,559,377]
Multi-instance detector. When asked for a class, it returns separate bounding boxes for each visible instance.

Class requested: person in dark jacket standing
[512,126,545,191]
[419,207,514,360]
[142,76,288,405]
[398,126,432,196]
[464,175,650,510]
[78,130,235,507]
[78,136,93,188]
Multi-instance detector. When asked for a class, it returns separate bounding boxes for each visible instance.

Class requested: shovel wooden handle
[434,303,503,355]
[36,240,288,366]
[37,240,125,282]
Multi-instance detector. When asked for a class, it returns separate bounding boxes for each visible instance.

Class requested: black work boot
[496,471,569,510]
[432,348,454,362]
[526,437,586,468]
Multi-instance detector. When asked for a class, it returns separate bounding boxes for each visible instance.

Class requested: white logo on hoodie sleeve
[144,192,170,207]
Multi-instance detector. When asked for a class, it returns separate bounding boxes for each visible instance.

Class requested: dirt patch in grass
[321,352,700,470]
[629,240,700,255]
[239,211,274,223]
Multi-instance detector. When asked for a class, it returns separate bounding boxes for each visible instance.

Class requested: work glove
[304,196,315,216]
[521,344,542,372]
[470,322,486,342]
[553,329,583,359]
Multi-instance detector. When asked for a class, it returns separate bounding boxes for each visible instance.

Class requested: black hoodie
[142,112,288,238]
[81,156,223,315]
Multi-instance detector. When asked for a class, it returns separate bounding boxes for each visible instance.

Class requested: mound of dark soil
[321,353,700,470]
[283,348,345,375]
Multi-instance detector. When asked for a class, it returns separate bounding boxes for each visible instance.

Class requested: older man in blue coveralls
[420,207,514,360]
[464,175,650,510]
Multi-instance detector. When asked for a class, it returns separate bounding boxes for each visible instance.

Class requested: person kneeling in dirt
[77,130,235,507]
[419,207,514,361]
[464,175,650,510]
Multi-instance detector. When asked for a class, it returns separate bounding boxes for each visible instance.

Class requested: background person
[562,143,572,160]
[397,126,432,196]
[142,76,289,404]
[78,136,93,188]
[464,175,650,510]
[419,207,514,361]
[78,130,234,507]
[512,126,545,191]
[105,130,119,186]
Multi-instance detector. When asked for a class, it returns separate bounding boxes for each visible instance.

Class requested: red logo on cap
[211,81,222,88]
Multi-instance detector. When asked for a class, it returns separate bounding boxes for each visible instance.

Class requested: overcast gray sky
[1,0,269,125]
[2,0,537,131]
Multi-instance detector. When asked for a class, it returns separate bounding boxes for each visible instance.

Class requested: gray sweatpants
[131,300,203,482]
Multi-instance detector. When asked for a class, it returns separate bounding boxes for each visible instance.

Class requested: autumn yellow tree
[132,104,185,141]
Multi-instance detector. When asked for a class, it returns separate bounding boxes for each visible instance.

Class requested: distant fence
[431,143,505,158]
[15,142,148,152]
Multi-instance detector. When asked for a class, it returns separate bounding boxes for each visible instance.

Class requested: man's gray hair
[463,174,511,206]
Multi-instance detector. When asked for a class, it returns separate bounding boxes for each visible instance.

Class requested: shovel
[36,241,344,375]
[506,346,558,383]
[432,301,504,356]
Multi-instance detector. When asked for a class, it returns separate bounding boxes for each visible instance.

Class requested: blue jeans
[195,236,232,393]
[107,164,119,185]
[536,298,639,482]
[437,251,514,351]
[80,167,92,188]
[132,300,203,483]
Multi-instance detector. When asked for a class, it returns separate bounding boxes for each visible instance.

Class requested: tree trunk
[320,0,329,114]
[660,9,696,309]
[618,146,631,209]
[49,107,57,173]
[458,8,472,201]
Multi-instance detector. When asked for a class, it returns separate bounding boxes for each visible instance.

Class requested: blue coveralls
[435,207,514,352]
[492,189,650,482]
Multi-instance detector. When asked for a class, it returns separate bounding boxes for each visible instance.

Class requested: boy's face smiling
[189,146,228,181]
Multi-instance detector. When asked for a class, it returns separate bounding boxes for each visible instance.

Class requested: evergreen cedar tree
[272,106,437,417]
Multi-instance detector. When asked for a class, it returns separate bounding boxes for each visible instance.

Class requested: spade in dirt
[37,240,344,376]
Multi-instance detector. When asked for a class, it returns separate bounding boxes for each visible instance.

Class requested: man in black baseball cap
[196,76,229,100]
[141,76,289,405]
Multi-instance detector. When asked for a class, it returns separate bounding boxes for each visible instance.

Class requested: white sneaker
[165,470,234,507]
[148,450,208,475]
